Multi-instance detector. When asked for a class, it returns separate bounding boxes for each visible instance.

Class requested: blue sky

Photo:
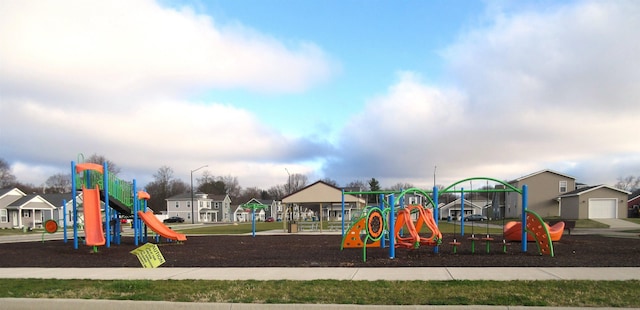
[1,0,639,191]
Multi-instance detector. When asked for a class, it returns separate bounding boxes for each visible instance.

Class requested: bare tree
[267,184,287,200]
[0,158,17,188]
[286,173,308,194]
[145,166,187,212]
[44,173,71,193]
[615,176,640,192]
[237,187,265,204]
[85,153,121,176]
[345,180,369,191]
[321,177,338,187]
[387,182,415,192]
[218,175,242,201]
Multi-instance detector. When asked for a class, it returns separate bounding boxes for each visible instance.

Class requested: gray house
[0,188,57,229]
[166,192,231,223]
[559,185,630,219]
[505,169,576,218]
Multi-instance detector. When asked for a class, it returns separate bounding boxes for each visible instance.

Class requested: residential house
[236,198,276,222]
[0,188,57,229]
[559,185,630,219]
[628,189,640,217]
[505,169,576,218]
[165,192,232,223]
[438,198,485,220]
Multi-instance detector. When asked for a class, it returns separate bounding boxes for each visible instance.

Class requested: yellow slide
[82,186,106,246]
[138,210,187,242]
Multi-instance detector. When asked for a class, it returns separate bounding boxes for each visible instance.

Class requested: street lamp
[190,165,208,224]
[285,168,291,221]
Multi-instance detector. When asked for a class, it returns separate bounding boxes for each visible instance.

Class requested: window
[559,181,567,193]
[0,209,7,223]
[175,202,179,208]
[214,202,220,210]
[187,201,191,208]
[22,210,31,217]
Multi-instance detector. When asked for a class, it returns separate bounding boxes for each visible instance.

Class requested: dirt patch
[1,233,639,267]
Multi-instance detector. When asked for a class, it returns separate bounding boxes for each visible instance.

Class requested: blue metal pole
[252,208,256,238]
[341,189,345,237]
[389,194,395,259]
[433,186,439,254]
[460,188,465,236]
[71,161,78,250]
[522,185,528,253]
[104,162,110,248]
[379,193,385,249]
[133,180,139,246]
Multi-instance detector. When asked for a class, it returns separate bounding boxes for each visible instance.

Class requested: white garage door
[588,198,617,219]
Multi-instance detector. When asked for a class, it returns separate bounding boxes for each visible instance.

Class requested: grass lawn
[1,279,638,307]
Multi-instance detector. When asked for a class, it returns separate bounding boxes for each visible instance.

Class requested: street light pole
[285,168,291,222]
[190,165,208,224]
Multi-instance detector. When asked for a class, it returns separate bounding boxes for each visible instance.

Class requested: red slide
[138,210,187,242]
[82,186,106,246]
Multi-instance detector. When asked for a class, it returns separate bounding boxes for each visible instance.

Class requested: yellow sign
[130,243,165,268]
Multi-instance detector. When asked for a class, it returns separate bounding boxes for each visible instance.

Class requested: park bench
[298,222,319,231]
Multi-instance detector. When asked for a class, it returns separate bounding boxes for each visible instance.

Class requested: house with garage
[504,169,576,218]
[166,192,231,223]
[628,189,640,217]
[0,188,58,229]
[559,185,629,219]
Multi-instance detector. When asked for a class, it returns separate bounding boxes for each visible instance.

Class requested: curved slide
[82,186,106,246]
[504,220,565,242]
[138,210,187,242]
[394,205,442,248]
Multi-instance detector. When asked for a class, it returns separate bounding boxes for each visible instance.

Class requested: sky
[1,0,639,191]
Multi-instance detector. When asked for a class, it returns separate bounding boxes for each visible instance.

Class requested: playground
[1,232,640,267]
[9,158,636,269]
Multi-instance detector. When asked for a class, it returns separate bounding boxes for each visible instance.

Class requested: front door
[12,211,18,227]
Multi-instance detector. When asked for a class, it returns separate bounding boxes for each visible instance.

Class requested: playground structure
[341,188,443,261]
[69,157,185,251]
[504,218,565,242]
[340,177,565,261]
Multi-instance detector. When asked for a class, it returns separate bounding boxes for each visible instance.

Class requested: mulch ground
[1,233,640,267]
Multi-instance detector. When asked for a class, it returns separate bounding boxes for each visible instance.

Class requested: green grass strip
[0,279,637,307]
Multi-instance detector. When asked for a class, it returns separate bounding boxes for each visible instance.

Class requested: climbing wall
[525,210,554,256]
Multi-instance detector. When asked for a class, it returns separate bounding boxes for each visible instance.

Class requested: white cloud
[0,0,335,188]
[325,1,640,188]
[0,0,335,102]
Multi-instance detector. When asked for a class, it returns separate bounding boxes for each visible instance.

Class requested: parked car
[464,214,488,221]
[163,216,185,223]
[265,217,275,222]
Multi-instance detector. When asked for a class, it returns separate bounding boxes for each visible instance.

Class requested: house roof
[510,169,575,183]
[40,193,74,207]
[0,187,26,199]
[282,180,366,204]
[558,184,630,198]
[7,194,57,209]
[629,189,640,202]
[166,192,230,201]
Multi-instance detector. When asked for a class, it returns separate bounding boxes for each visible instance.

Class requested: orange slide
[137,210,187,242]
[394,205,442,248]
[503,220,565,242]
[82,186,106,246]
